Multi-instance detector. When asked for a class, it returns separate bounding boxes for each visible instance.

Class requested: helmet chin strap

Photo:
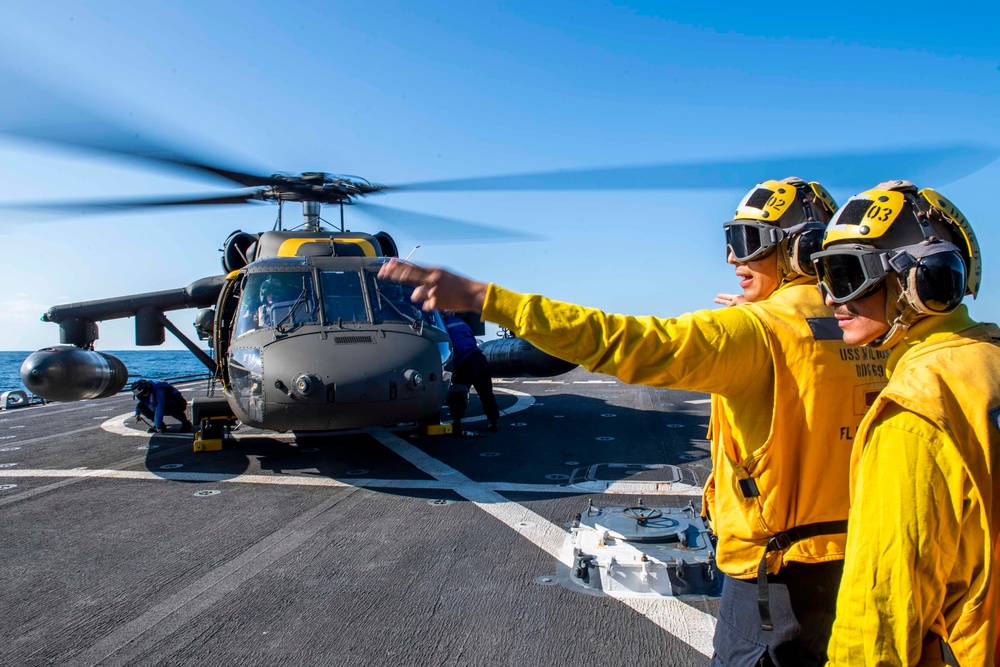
[776,245,798,286]
[864,278,923,350]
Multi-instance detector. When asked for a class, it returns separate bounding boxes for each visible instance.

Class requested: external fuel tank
[20,346,129,401]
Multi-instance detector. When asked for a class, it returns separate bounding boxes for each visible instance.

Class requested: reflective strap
[756,520,848,632]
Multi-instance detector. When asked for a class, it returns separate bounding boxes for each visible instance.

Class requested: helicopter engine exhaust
[481,338,578,379]
[20,346,129,402]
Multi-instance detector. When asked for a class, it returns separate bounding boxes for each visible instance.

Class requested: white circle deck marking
[0,447,21,452]
[596,436,614,441]
[0,462,19,468]
[100,388,535,439]
[193,490,221,497]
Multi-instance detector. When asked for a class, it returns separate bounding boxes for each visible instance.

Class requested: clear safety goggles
[723,221,785,262]
[813,242,957,304]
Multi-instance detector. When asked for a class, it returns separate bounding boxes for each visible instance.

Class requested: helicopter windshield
[365,265,441,329]
[234,271,318,337]
[318,270,370,324]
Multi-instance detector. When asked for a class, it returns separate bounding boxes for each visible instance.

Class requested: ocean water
[1,349,213,395]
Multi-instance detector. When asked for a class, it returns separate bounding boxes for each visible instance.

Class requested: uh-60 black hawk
[4,71,994,445]
[13,163,578,443]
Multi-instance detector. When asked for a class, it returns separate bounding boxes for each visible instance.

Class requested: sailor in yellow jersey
[380,178,883,666]
[813,181,1000,666]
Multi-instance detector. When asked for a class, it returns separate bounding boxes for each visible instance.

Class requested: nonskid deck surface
[0,367,719,666]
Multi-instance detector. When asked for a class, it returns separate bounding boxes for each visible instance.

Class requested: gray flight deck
[0,367,720,666]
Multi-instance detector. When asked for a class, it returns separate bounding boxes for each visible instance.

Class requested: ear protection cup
[904,249,966,314]
[788,223,826,276]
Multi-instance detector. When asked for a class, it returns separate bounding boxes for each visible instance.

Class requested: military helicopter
[12,166,577,436]
[4,70,995,440]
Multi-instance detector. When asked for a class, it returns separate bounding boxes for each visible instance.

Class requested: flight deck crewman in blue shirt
[444,311,500,435]
[132,379,193,434]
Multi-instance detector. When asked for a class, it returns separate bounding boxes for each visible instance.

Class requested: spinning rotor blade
[0,192,264,220]
[0,67,281,188]
[353,202,540,243]
[389,144,999,193]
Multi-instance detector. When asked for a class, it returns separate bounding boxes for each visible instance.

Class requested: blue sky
[1,1,998,350]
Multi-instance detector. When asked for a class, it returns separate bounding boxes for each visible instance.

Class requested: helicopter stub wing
[42,275,226,347]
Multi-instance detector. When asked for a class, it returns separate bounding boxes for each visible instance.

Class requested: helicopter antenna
[339,201,345,232]
[404,245,421,261]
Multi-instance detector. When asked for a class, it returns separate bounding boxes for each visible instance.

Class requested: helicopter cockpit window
[366,266,442,329]
[319,271,370,324]
[234,272,318,337]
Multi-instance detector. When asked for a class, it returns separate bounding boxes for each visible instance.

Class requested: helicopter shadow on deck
[142,390,712,504]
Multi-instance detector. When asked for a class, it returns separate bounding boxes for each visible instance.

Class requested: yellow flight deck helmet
[723,176,838,281]
[813,180,981,348]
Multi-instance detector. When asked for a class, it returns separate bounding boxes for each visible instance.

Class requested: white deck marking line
[685,399,712,405]
[0,469,702,497]
[572,380,616,384]
[521,380,564,384]
[0,454,154,509]
[371,428,716,657]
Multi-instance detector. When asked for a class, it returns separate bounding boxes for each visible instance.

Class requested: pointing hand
[378,259,489,313]
[714,293,746,308]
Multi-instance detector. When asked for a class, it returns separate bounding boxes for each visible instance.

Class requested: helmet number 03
[867,205,893,223]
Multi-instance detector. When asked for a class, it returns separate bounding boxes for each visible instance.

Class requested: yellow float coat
[827,306,1000,666]
[482,278,882,577]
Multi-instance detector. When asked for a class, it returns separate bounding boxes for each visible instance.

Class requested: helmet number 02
[866,205,893,223]
[766,196,786,211]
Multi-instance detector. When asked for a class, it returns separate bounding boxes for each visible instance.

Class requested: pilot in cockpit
[257,278,279,327]
[257,275,317,328]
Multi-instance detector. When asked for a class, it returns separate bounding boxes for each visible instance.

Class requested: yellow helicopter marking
[276,237,377,257]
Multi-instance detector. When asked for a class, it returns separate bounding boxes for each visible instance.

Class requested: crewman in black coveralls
[132,379,193,433]
[444,311,500,435]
